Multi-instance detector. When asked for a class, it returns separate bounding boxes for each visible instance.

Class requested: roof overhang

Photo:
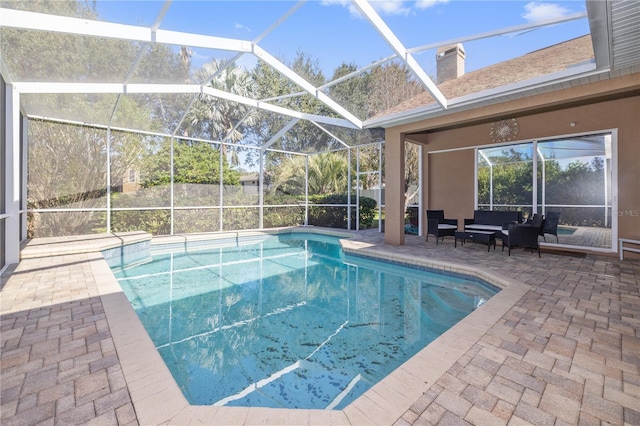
[391,73,640,139]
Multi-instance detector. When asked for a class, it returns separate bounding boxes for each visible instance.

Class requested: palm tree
[270,152,349,196]
[269,155,306,196]
[185,60,260,166]
[308,152,349,194]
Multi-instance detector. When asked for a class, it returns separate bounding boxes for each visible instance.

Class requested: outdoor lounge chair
[541,211,561,243]
[426,210,458,245]
[524,212,544,231]
[501,214,543,257]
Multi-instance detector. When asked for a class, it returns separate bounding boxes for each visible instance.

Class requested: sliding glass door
[477,142,533,217]
[477,132,615,250]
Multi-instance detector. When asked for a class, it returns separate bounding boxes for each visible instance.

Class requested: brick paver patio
[1,229,639,425]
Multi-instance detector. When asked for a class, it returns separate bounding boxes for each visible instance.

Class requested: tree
[129,44,192,133]
[142,140,240,188]
[349,143,383,191]
[9,0,191,236]
[251,51,339,156]
[184,60,260,166]
[1,1,99,83]
[327,63,384,189]
[368,62,423,206]
[308,152,349,195]
[0,1,178,127]
[368,62,423,118]
[328,63,370,120]
[546,158,605,206]
[327,61,423,204]
[477,144,609,226]
[404,142,420,206]
[479,148,534,206]
[269,152,349,196]
[27,121,108,236]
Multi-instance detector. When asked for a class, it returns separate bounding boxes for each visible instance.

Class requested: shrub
[307,194,377,229]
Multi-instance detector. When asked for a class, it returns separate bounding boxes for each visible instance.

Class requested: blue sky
[96,0,590,79]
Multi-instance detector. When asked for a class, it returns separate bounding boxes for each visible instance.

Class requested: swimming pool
[108,232,499,410]
[557,226,577,235]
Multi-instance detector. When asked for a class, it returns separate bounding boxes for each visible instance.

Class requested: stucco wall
[419,95,640,248]
[424,149,475,228]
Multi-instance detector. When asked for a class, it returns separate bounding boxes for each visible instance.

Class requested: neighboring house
[240,173,260,195]
[370,34,640,256]
[121,169,141,193]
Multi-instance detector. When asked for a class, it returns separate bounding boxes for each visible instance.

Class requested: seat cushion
[465,224,502,231]
[438,224,457,230]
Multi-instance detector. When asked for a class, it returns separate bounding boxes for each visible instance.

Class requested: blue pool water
[557,226,577,235]
[107,233,499,410]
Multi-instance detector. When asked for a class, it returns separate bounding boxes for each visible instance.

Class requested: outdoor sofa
[464,210,523,232]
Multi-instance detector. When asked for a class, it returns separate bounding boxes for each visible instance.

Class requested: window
[477,132,615,250]
[477,142,533,216]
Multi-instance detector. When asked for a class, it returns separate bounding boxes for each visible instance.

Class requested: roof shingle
[377,35,594,118]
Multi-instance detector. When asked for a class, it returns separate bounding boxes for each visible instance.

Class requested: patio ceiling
[1,0,639,150]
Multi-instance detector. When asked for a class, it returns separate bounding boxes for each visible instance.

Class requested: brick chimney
[436,43,466,85]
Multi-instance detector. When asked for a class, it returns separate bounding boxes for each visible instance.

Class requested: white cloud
[370,0,411,16]
[415,0,449,10]
[522,2,571,22]
[234,23,251,32]
[320,0,360,18]
[321,0,411,17]
[320,0,350,6]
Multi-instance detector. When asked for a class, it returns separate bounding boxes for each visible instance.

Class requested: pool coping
[23,228,530,425]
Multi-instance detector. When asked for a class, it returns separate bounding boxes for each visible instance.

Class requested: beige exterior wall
[384,128,406,245]
[384,76,640,256]
[424,149,475,228]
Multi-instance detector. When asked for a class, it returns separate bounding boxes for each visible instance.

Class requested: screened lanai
[2,0,403,246]
[2,0,639,269]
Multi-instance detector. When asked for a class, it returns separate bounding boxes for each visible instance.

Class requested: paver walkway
[1,253,137,425]
[1,229,639,425]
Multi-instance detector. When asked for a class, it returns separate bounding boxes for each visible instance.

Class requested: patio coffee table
[455,230,497,251]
